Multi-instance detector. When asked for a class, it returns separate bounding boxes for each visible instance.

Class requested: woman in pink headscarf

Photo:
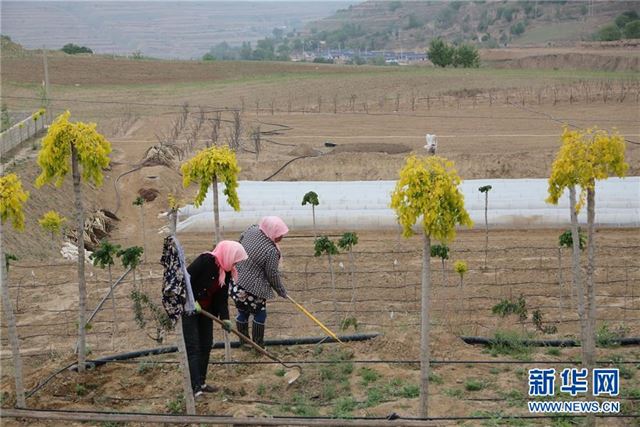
[184,240,247,397]
[232,216,289,348]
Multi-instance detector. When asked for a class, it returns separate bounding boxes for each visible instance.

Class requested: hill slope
[302,0,639,50]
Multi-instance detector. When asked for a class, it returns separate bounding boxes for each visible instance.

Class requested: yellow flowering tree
[38,210,66,254]
[181,145,240,243]
[391,155,472,417]
[35,111,111,373]
[0,173,29,407]
[547,128,627,383]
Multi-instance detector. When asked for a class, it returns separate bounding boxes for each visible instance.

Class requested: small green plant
[492,296,527,321]
[314,236,339,324]
[489,367,501,375]
[256,383,266,396]
[137,361,158,375]
[532,310,558,334]
[358,367,380,386]
[365,387,384,407]
[275,368,286,377]
[546,348,561,356]
[443,388,463,398]
[75,383,87,396]
[559,229,586,250]
[166,395,185,414]
[488,330,532,360]
[596,323,626,348]
[428,372,443,385]
[130,290,172,343]
[464,378,485,391]
[400,384,420,398]
[340,316,358,331]
[332,396,356,418]
[609,355,635,380]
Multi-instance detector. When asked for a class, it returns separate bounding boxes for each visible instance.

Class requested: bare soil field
[1,57,639,425]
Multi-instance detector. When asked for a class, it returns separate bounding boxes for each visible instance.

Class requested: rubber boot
[236,320,249,349]
[252,320,265,349]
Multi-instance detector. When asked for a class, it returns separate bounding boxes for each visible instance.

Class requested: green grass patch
[166,395,185,414]
[464,378,486,392]
[358,367,380,386]
[444,388,464,398]
[429,371,444,384]
[546,347,561,356]
[332,396,357,418]
[274,368,286,377]
[487,330,533,360]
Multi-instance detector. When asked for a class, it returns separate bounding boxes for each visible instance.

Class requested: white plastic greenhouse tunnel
[172,177,640,233]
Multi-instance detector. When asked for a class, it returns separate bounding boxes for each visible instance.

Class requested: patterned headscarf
[210,240,248,286]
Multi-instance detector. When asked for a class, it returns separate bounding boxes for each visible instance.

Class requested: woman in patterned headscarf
[184,240,247,397]
[232,216,289,348]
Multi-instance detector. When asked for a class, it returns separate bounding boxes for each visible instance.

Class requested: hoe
[200,308,302,385]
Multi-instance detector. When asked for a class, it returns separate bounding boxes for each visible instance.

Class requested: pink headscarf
[259,216,289,246]
[210,240,248,286]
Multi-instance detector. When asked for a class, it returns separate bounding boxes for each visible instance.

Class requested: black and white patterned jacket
[236,225,287,300]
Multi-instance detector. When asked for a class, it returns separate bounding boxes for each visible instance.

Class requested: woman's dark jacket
[187,253,230,320]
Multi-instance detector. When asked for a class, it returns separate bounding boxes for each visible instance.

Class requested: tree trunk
[585,189,597,368]
[212,176,221,244]
[349,249,356,316]
[584,187,597,427]
[419,234,431,418]
[569,187,588,368]
[0,220,26,407]
[484,191,489,269]
[71,145,87,373]
[312,205,317,239]
[328,253,338,327]
[441,258,446,285]
[109,264,117,349]
[140,205,147,264]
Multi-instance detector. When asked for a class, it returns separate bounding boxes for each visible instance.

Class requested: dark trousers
[181,313,213,393]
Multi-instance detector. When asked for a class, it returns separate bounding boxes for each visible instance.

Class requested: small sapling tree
[0,173,29,407]
[181,146,240,244]
[478,185,492,269]
[38,210,66,257]
[454,260,468,289]
[391,155,472,417]
[133,196,147,263]
[314,236,340,326]
[430,243,449,285]
[131,289,172,343]
[90,240,122,339]
[35,111,111,373]
[118,246,144,290]
[302,191,319,238]
[338,232,359,319]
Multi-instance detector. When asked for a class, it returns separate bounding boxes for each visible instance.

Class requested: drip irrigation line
[2,407,638,424]
[25,362,77,399]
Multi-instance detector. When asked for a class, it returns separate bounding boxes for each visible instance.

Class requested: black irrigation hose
[87,358,640,366]
[262,155,312,181]
[69,333,380,371]
[461,336,640,347]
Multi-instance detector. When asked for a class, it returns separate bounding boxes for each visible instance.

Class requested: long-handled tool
[286,295,343,343]
[199,309,301,385]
